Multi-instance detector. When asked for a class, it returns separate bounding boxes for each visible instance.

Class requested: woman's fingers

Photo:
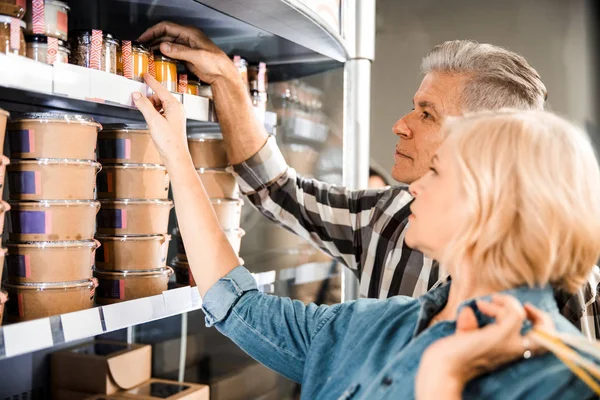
[132,92,164,131]
[525,303,554,330]
[456,307,479,332]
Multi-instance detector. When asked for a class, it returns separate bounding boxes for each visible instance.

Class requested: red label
[16,0,26,11]
[122,40,133,79]
[57,11,68,35]
[178,74,188,93]
[31,0,44,35]
[47,37,58,65]
[90,30,103,70]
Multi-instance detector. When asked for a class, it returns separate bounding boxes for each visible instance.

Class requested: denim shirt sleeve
[201,266,342,383]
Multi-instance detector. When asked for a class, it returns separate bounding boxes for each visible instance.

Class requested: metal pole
[341,0,375,302]
[178,312,189,382]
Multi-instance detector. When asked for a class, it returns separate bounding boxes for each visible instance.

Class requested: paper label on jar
[47,37,59,65]
[57,11,68,36]
[90,30,103,70]
[31,0,45,35]
[97,209,127,229]
[148,52,156,77]
[97,279,125,299]
[96,170,114,194]
[7,254,31,278]
[9,129,35,155]
[178,74,188,94]
[97,138,131,160]
[8,171,41,195]
[10,18,20,51]
[11,210,52,234]
[122,40,133,80]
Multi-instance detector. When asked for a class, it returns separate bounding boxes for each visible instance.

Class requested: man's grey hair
[421,40,547,112]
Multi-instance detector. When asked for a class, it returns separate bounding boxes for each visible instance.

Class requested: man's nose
[393,115,412,139]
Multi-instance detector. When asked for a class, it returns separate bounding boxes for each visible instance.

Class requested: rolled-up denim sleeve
[201,266,341,383]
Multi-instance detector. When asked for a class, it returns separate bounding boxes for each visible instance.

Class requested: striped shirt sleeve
[231,136,405,276]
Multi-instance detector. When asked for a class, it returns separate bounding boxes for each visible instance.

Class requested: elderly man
[139,23,600,338]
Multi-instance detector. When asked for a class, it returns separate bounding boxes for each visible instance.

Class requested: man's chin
[391,165,414,185]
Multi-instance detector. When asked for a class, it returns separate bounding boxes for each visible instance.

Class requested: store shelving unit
[0,0,373,395]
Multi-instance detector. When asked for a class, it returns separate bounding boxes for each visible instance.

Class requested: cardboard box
[53,62,91,99]
[0,53,53,94]
[118,379,208,400]
[51,341,152,395]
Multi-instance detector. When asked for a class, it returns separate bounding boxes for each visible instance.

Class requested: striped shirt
[231,136,600,339]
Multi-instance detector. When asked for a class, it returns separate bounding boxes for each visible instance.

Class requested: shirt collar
[413,282,558,337]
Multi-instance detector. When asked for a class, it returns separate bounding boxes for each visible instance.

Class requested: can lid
[10,112,101,128]
[210,198,243,206]
[187,132,223,140]
[25,34,67,48]
[98,199,174,206]
[101,163,166,170]
[196,167,229,174]
[8,158,101,168]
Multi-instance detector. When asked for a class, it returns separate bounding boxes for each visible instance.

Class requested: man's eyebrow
[417,101,439,114]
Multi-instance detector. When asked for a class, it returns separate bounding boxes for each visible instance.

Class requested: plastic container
[98,124,162,165]
[154,52,177,92]
[96,164,170,200]
[7,159,102,200]
[6,240,99,284]
[25,34,70,63]
[0,16,25,56]
[171,257,195,287]
[9,200,100,241]
[187,133,227,169]
[96,199,173,235]
[95,234,170,271]
[70,30,119,74]
[25,0,69,41]
[117,41,150,81]
[197,168,239,199]
[8,113,101,159]
[211,198,243,230]
[3,279,97,322]
[94,267,173,304]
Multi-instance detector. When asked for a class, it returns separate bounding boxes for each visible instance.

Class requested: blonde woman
[133,74,599,399]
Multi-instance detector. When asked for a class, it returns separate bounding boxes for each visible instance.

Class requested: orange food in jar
[154,52,177,92]
[187,80,201,96]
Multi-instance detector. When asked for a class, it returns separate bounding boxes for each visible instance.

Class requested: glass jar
[233,55,248,89]
[25,0,69,41]
[0,2,24,18]
[117,41,150,81]
[187,80,201,96]
[154,51,177,92]
[0,16,25,56]
[70,30,119,74]
[26,34,69,64]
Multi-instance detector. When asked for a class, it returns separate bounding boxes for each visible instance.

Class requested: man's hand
[138,22,238,86]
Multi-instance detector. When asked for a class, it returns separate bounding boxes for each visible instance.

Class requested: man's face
[391,72,467,184]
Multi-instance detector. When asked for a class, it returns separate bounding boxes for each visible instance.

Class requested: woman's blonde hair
[444,110,600,293]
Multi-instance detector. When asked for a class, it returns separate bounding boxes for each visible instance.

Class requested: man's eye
[421,111,431,120]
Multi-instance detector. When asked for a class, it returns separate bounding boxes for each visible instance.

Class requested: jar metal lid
[153,50,176,62]
[0,15,26,27]
[10,112,101,127]
[70,30,119,45]
[45,0,71,11]
[25,34,68,49]
[131,41,150,53]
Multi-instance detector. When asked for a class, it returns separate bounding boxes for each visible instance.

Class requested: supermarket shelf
[0,86,219,128]
[0,271,276,361]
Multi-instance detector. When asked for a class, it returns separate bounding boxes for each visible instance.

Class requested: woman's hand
[138,22,238,86]
[132,73,189,166]
[415,295,555,400]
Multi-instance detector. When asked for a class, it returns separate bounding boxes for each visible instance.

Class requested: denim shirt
[202,267,592,400]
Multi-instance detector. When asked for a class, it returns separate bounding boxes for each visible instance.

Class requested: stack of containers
[4,113,101,322]
[94,124,173,304]
[0,108,11,325]
[171,131,244,287]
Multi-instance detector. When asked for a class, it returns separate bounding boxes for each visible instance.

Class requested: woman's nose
[408,180,418,197]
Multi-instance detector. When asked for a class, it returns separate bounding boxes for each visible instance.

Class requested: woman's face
[405,137,467,261]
